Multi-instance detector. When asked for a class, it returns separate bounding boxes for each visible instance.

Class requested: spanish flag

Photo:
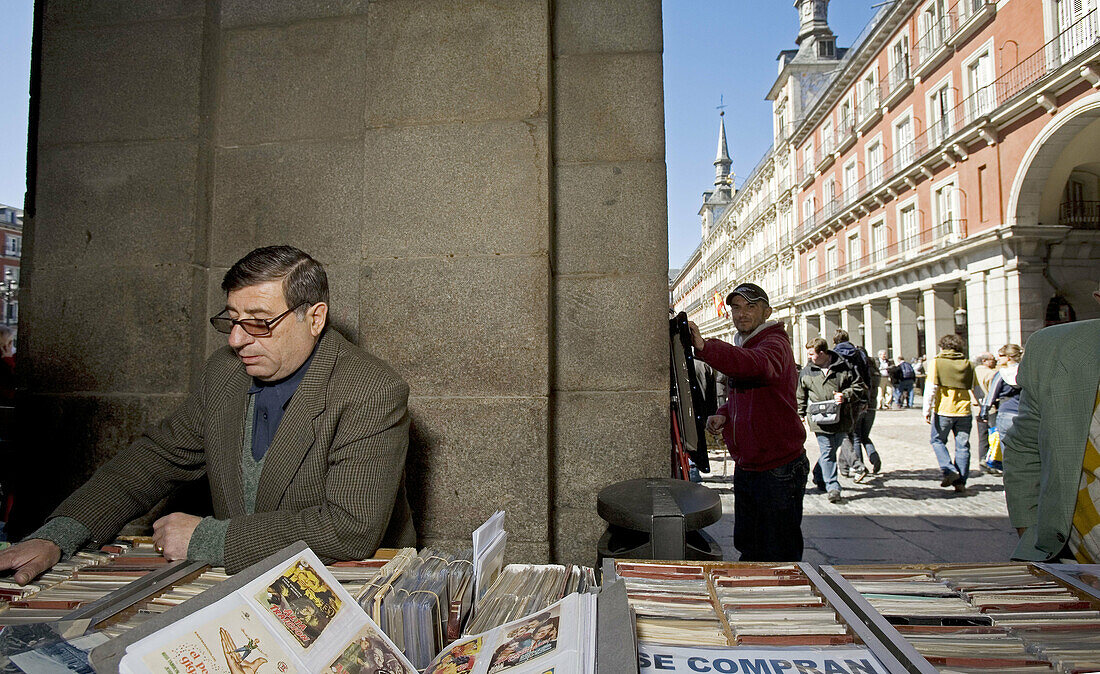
[713,291,725,316]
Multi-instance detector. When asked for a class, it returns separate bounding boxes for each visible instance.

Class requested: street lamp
[916,315,926,332]
[954,307,967,331]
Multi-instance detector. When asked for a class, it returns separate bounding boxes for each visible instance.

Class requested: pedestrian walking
[923,334,977,493]
[973,352,997,474]
[890,356,917,408]
[979,344,1023,474]
[689,283,809,562]
[831,330,878,480]
[876,350,892,410]
[798,337,866,504]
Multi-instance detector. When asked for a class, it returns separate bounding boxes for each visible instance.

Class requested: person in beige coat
[0,246,415,580]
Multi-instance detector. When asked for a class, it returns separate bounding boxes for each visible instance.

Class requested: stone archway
[1006,92,1100,327]
[1008,92,1100,227]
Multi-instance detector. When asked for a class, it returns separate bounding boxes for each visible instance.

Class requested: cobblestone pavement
[700,405,1020,565]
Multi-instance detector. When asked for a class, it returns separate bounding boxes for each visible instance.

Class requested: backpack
[835,348,871,412]
[900,361,915,380]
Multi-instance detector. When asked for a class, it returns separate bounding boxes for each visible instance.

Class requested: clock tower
[795,0,836,58]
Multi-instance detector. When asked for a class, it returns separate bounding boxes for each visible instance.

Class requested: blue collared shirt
[247,346,317,461]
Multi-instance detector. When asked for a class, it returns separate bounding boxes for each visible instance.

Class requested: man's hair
[998,343,1023,362]
[832,329,849,345]
[978,352,995,363]
[806,337,829,353]
[938,333,966,352]
[222,246,329,317]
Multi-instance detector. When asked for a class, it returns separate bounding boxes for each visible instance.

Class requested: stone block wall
[17,0,668,565]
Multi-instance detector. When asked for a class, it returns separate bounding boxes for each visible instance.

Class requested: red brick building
[674,0,1100,360]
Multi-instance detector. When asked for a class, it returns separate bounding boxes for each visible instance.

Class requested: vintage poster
[257,559,342,648]
[485,607,560,674]
[326,624,416,674]
[139,606,296,674]
[423,637,482,674]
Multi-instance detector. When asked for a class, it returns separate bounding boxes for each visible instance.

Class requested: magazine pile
[116,544,598,674]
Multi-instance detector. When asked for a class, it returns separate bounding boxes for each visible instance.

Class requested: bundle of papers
[464,563,594,635]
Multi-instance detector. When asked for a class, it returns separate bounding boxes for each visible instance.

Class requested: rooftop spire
[714,112,732,190]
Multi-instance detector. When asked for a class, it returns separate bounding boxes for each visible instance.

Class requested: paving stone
[801,516,895,539]
[701,408,1017,564]
[813,537,930,563]
[900,528,1018,562]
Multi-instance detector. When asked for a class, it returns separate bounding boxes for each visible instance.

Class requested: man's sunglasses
[209,301,308,337]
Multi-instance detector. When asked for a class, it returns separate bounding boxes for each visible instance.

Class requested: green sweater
[28,397,264,565]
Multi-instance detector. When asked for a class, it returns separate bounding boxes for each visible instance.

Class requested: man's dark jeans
[733,453,810,562]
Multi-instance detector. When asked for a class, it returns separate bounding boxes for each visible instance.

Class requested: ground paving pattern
[700,405,1020,565]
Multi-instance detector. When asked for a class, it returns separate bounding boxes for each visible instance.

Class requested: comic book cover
[325,623,418,674]
[485,606,560,674]
[423,636,482,674]
[139,606,297,674]
[257,559,343,649]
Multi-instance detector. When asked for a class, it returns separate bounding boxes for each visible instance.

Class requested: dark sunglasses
[209,301,308,337]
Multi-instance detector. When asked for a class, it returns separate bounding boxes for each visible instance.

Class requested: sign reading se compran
[638,644,885,674]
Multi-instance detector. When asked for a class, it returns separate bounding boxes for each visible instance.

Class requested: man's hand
[687,321,705,351]
[152,512,202,561]
[706,414,727,435]
[833,392,843,404]
[0,539,61,586]
[924,414,931,425]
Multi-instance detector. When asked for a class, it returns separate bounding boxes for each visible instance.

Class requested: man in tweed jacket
[0,246,415,579]
[1003,283,1100,561]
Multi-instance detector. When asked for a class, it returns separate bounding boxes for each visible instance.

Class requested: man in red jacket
[689,283,808,561]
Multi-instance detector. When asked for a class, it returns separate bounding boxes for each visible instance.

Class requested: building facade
[674,0,1100,361]
[0,206,20,327]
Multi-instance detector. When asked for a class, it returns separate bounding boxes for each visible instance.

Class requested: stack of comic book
[0,543,165,626]
[464,563,596,636]
[712,566,852,646]
[938,564,1100,671]
[97,568,233,638]
[613,562,727,647]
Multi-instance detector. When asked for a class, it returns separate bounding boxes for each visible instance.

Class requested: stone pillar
[863,300,889,358]
[965,272,990,355]
[550,0,668,563]
[802,312,819,341]
[922,286,955,358]
[822,310,840,341]
[18,0,671,566]
[984,267,1010,349]
[889,294,919,361]
[841,305,864,347]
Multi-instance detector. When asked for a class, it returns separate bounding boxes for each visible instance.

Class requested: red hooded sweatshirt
[695,322,806,471]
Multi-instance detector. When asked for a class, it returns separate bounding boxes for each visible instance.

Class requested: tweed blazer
[1003,319,1100,561]
[50,329,416,573]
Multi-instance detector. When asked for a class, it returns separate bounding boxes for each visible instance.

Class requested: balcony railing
[795,9,1100,247]
[887,56,911,93]
[1059,201,1100,229]
[917,15,951,67]
[795,222,967,294]
[858,86,880,121]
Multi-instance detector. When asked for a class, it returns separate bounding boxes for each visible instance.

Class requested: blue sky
[0,2,32,210]
[663,1,879,270]
[0,2,878,268]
